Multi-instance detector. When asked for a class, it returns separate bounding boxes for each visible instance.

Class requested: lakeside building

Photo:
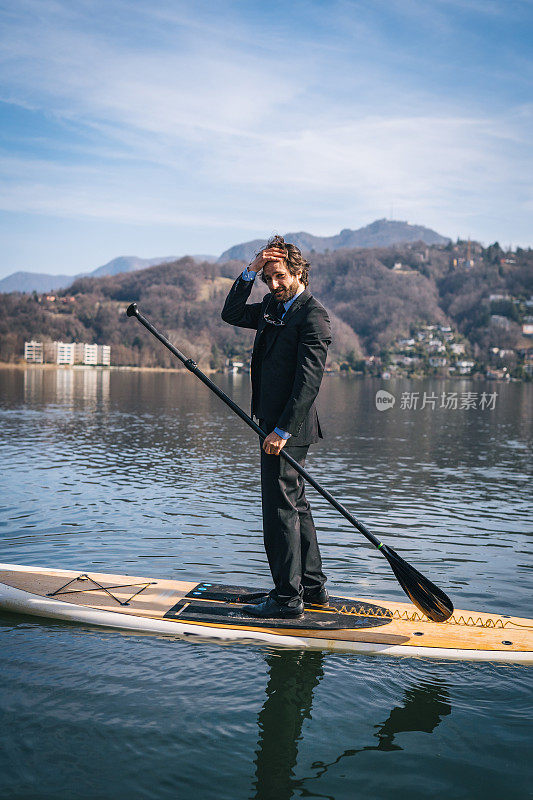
[456,360,475,375]
[24,341,44,364]
[225,359,245,374]
[523,317,533,336]
[75,343,98,365]
[97,345,111,366]
[44,341,75,365]
[24,341,111,366]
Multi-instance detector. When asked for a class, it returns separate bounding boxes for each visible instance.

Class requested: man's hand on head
[248,247,286,274]
[262,431,289,456]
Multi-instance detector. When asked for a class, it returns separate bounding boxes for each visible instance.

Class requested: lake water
[0,367,532,800]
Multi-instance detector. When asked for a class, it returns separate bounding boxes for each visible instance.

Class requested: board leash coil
[338,604,533,629]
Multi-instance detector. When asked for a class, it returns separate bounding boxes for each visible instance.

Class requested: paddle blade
[380,544,453,622]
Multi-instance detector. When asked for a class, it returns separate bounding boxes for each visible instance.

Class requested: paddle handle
[127,303,382,550]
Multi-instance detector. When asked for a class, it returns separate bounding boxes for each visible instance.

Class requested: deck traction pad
[164,583,393,630]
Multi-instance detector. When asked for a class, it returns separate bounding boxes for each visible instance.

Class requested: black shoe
[237,591,269,605]
[302,586,329,606]
[242,595,304,619]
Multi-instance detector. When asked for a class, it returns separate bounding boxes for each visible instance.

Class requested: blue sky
[0,0,531,277]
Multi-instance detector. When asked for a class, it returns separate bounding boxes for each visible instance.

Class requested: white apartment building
[25,341,111,365]
[75,343,98,365]
[97,345,111,366]
[24,341,44,363]
[46,341,75,365]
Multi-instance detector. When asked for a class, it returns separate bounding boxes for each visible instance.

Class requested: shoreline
[0,362,217,375]
[0,361,526,381]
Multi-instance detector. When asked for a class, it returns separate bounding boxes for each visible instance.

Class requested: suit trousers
[259,428,327,606]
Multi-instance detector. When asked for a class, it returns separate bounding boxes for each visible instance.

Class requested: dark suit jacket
[221,275,332,446]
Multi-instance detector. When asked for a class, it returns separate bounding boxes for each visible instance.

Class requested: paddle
[126,302,453,623]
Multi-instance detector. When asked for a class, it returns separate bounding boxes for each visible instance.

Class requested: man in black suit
[221,235,332,618]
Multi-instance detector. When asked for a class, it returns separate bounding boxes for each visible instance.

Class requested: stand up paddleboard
[0,564,531,664]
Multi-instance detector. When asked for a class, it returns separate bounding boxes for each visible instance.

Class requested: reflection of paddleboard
[0,564,531,663]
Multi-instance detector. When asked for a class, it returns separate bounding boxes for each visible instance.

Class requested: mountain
[0,254,215,294]
[90,255,178,278]
[218,219,449,263]
[0,219,447,293]
[0,271,81,294]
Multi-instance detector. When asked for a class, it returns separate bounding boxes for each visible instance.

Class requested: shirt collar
[282,285,305,313]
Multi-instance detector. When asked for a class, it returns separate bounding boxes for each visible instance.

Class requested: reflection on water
[253,650,325,800]
[252,650,451,800]
[308,679,451,769]
[23,367,110,408]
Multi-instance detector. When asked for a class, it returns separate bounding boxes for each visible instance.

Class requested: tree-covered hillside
[1,242,531,374]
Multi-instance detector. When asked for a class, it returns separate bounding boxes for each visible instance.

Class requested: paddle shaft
[127,303,383,550]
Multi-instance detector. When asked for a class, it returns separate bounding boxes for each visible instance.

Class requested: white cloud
[0,0,531,257]
[1,1,305,140]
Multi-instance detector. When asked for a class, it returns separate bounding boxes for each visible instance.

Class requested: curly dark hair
[259,234,310,287]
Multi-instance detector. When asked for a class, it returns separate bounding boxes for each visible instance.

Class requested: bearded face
[262,261,302,303]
